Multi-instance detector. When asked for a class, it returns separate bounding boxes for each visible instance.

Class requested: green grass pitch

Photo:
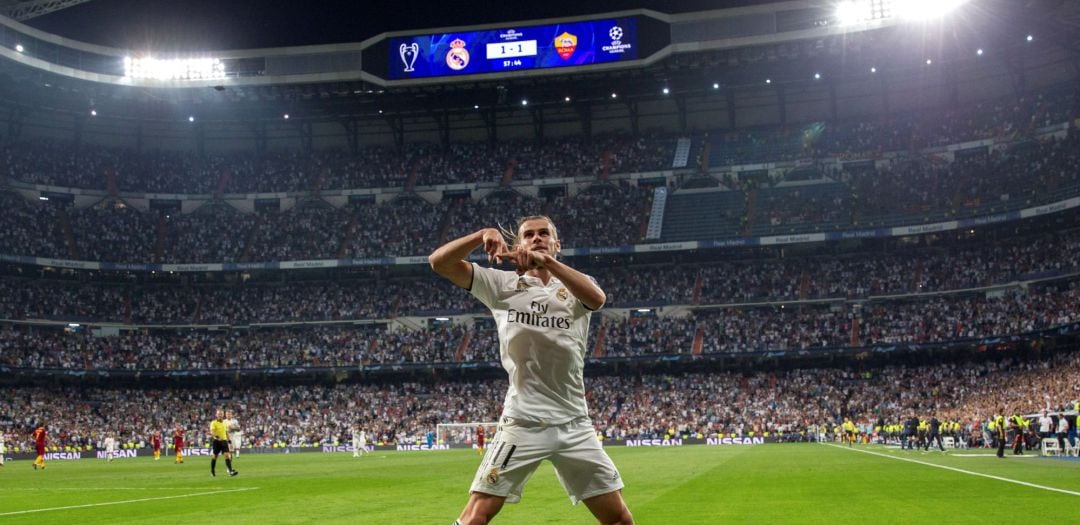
[1,444,1078,523]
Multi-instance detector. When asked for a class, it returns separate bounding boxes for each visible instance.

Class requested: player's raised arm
[428,227,508,289]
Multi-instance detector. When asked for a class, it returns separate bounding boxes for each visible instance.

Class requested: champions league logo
[446,38,470,71]
[602,25,632,55]
[399,43,419,73]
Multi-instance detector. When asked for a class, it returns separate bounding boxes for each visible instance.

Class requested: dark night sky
[23,0,773,51]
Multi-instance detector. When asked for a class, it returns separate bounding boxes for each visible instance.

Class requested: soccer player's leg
[225,450,237,476]
[550,420,631,524]
[459,425,544,524]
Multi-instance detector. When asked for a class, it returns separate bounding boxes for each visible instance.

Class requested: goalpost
[436,422,499,448]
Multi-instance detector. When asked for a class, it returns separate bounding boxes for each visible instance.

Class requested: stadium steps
[644,187,668,240]
[437,199,464,245]
[671,137,692,169]
[454,331,473,362]
[56,207,80,259]
[238,217,263,263]
[214,169,231,196]
[741,189,757,236]
[691,325,704,355]
[500,159,516,186]
[153,215,167,263]
[692,270,704,305]
[592,319,607,358]
[913,260,924,292]
[123,292,132,325]
[191,292,203,324]
[312,165,329,195]
[105,169,119,197]
[335,208,360,259]
[700,138,711,171]
[404,161,421,192]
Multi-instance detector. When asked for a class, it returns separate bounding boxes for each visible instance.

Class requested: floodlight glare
[15,44,24,52]
[611,92,617,98]
[870,66,877,73]
[124,56,226,81]
[836,1,872,26]
[188,116,195,122]
[894,0,970,20]
[90,109,97,116]
[976,48,983,55]
[662,87,670,95]
[283,113,289,119]
[814,73,821,79]
[521,99,528,106]
[564,96,571,102]
[712,83,720,89]
[1026,35,1033,42]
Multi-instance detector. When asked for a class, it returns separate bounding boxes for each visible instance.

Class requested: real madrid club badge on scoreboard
[388,17,637,80]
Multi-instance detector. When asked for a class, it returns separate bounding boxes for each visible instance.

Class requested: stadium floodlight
[521,99,528,106]
[925,58,933,65]
[564,96,571,102]
[894,0,969,21]
[38,196,48,201]
[870,66,877,73]
[1026,35,1033,42]
[662,87,670,95]
[123,56,226,81]
[188,116,195,122]
[835,1,872,26]
[637,308,651,313]
[474,104,480,109]
[814,73,821,79]
[765,78,772,84]
[90,109,97,116]
[976,48,983,55]
[15,44,24,52]
[712,83,719,89]
[283,113,289,119]
[611,92,617,99]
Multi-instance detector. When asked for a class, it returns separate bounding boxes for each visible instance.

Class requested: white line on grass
[4,486,255,491]
[0,487,259,516]
[823,443,1080,497]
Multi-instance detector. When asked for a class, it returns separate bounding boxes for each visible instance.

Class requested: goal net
[437,422,499,447]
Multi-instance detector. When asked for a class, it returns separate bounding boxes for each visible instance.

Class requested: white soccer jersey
[104,437,116,451]
[470,263,595,425]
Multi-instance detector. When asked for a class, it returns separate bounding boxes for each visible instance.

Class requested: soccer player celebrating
[103,432,117,462]
[226,410,242,457]
[209,409,237,477]
[352,425,370,457]
[151,431,163,461]
[430,216,634,525]
[173,425,185,464]
[31,423,47,470]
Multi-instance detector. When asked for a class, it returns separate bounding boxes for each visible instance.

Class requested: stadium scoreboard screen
[365,14,669,82]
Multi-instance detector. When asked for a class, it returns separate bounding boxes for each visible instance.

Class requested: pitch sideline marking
[0,487,259,516]
[823,443,1080,497]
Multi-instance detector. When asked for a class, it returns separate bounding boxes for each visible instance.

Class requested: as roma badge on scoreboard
[446,38,470,71]
[555,32,578,60]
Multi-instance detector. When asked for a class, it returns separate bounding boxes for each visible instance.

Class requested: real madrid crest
[486,467,500,484]
[446,38,470,71]
[556,287,569,301]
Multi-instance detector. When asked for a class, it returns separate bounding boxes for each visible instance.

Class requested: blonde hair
[498,215,559,249]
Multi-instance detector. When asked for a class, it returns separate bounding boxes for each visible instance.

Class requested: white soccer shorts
[469,417,623,505]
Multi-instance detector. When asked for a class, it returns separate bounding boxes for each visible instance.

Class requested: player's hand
[482,229,509,264]
[496,246,550,275]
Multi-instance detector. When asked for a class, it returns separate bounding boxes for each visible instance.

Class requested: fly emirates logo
[507,300,572,330]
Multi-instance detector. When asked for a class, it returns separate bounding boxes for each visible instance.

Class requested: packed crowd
[0,225,1076,325]
[0,134,673,194]
[0,277,1075,368]
[1,351,1076,450]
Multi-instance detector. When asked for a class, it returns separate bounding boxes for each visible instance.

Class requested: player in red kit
[151,431,163,461]
[476,424,486,456]
[31,423,46,470]
[172,426,185,464]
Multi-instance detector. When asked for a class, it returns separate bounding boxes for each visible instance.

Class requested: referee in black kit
[209,408,238,477]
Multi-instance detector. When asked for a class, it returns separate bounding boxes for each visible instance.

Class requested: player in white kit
[430,216,633,525]
[0,430,5,467]
[103,433,117,462]
[226,410,242,457]
[352,425,369,457]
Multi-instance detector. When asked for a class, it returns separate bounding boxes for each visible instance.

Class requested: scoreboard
[386,17,639,80]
